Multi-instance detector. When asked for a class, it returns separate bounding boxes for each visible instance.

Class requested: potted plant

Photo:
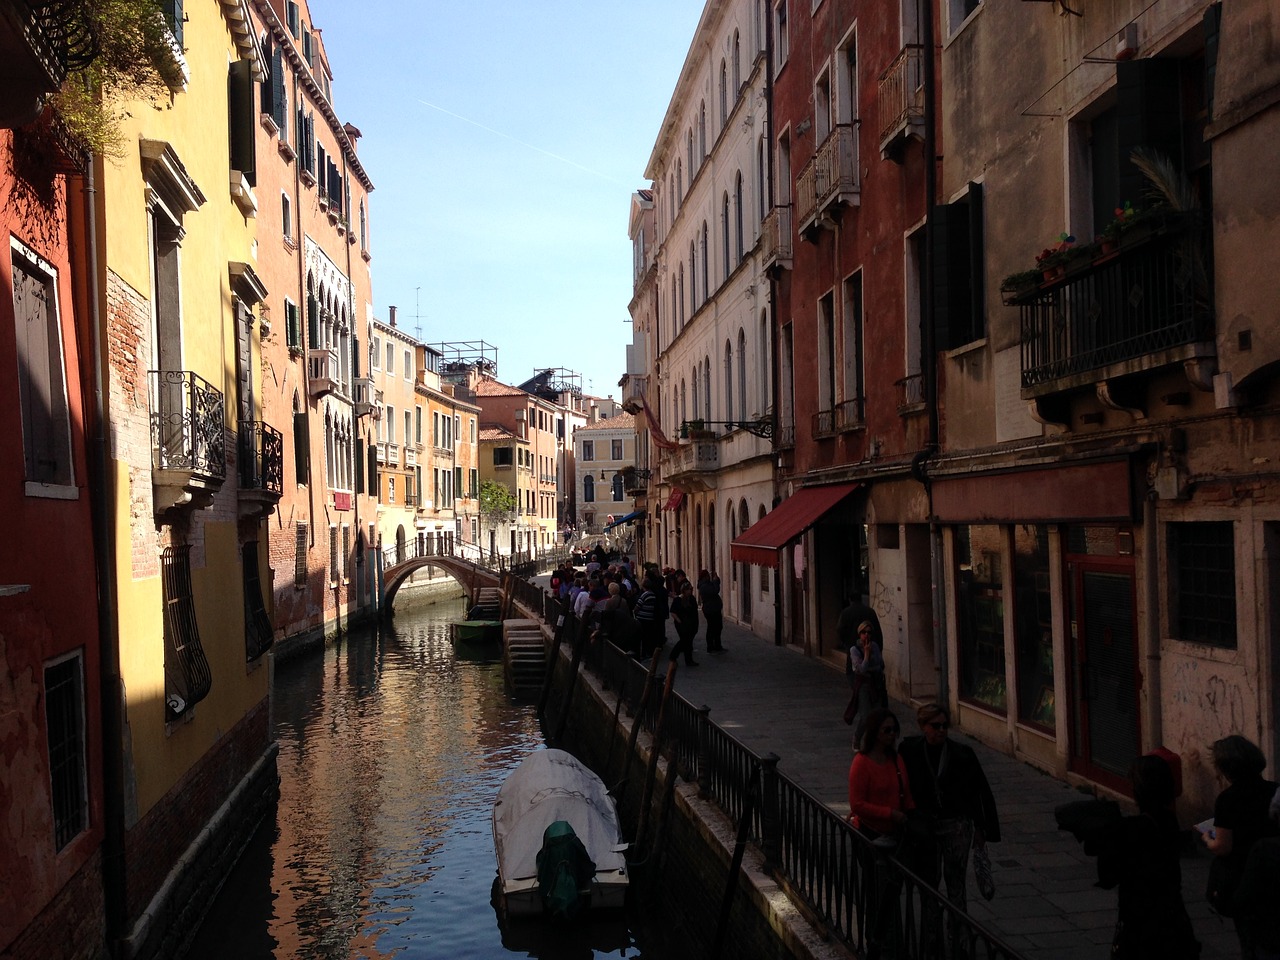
[1035,234,1077,282]
[1095,201,1135,256]
[1000,268,1044,305]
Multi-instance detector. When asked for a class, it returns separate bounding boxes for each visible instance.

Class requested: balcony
[621,465,651,496]
[352,374,380,418]
[237,420,283,519]
[664,440,719,490]
[775,419,796,451]
[404,445,417,467]
[762,205,793,272]
[815,398,866,434]
[0,0,97,127]
[796,125,859,239]
[382,441,400,467]
[1011,214,1214,400]
[307,347,340,398]
[149,370,226,514]
[621,373,648,414]
[878,45,924,161]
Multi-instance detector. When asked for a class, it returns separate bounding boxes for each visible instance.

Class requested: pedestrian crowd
[831,597,1280,960]
[549,542,725,668]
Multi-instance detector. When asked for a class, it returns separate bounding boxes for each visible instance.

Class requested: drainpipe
[80,154,127,957]
[1142,494,1162,749]
[918,0,950,708]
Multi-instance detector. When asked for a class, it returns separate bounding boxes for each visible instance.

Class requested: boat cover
[493,750,626,904]
[536,821,595,920]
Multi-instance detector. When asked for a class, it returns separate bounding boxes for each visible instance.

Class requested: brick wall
[121,699,275,948]
[106,271,160,581]
[1,849,107,960]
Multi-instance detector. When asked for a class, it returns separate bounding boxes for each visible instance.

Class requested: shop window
[955,525,1007,712]
[1013,525,1054,729]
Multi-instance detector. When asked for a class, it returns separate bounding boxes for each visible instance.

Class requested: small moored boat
[492,749,628,919]
[453,619,502,645]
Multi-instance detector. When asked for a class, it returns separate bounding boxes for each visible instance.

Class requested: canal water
[188,590,651,959]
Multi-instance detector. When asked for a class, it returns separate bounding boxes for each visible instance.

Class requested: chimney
[389,305,397,327]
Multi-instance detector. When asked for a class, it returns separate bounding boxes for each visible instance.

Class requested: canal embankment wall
[529,612,850,960]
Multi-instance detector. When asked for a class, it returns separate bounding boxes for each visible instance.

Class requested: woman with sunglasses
[845,620,888,743]
[900,703,1001,956]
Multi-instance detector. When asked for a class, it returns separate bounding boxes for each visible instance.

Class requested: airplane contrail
[416,98,627,186]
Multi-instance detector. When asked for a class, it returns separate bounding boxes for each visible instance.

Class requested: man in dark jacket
[899,703,1001,957]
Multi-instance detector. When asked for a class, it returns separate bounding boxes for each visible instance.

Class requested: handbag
[973,836,996,900]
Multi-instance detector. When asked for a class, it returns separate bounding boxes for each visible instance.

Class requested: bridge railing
[526,591,1029,960]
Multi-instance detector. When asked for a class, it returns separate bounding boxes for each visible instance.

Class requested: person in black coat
[1096,754,1200,960]
[668,581,700,667]
[899,703,1000,958]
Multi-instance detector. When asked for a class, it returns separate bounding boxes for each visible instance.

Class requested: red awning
[730,483,860,567]
[663,487,685,512]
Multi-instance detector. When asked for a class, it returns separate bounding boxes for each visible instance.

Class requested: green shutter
[228,59,256,186]
[272,46,287,133]
[293,411,309,483]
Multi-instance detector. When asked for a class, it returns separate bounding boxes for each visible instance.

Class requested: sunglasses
[925,721,950,731]
[858,629,872,636]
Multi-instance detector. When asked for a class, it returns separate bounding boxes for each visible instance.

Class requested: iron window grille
[162,545,212,718]
[44,653,87,850]
[1168,521,1236,648]
[242,542,274,660]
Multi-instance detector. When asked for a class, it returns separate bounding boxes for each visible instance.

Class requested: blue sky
[309,1,704,403]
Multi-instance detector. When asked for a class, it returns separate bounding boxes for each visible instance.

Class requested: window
[44,652,87,850]
[163,545,213,719]
[815,67,832,143]
[342,525,350,581]
[582,439,594,462]
[699,101,707,159]
[469,468,478,497]
[904,227,925,397]
[1168,521,1236,648]
[261,37,288,138]
[737,328,747,422]
[493,446,513,466]
[722,192,731,283]
[946,0,980,35]
[328,526,339,581]
[12,239,73,490]
[818,293,836,417]
[281,192,292,240]
[415,405,422,445]
[931,182,985,349]
[284,298,299,350]
[955,525,1007,712]
[386,405,395,443]
[293,399,309,483]
[386,341,393,373]
[611,439,623,460]
[403,349,412,380]
[294,521,307,586]
[286,0,300,37]
[470,418,476,443]
[774,1,789,70]
[1013,525,1053,729]
[724,339,733,422]
[841,272,865,413]
[719,60,728,128]
[732,30,741,98]
[228,60,256,187]
[735,172,745,262]
[404,411,411,451]
[584,475,595,502]
[612,474,624,502]
[243,541,274,660]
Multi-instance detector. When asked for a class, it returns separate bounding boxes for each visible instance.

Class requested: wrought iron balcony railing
[5,0,97,93]
[1013,214,1213,395]
[775,419,796,450]
[878,45,924,154]
[762,205,793,270]
[149,369,225,480]
[796,125,859,235]
[238,420,283,495]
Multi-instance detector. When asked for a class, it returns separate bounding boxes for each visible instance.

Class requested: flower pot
[1041,264,1066,283]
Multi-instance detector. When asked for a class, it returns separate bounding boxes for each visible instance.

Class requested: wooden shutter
[966,182,986,345]
[367,443,379,493]
[293,410,309,483]
[228,59,256,186]
[12,253,71,485]
[287,1,299,37]
[1204,4,1222,123]
[272,46,287,133]
[354,439,364,493]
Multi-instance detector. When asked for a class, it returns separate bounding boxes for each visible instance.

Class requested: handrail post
[696,704,712,798]
[759,753,781,872]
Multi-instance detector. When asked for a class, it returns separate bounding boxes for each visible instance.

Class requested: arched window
[689,241,697,316]
[724,339,733,421]
[678,263,686,326]
[737,327,748,422]
[686,129,694,179]
[733,30,741,96]
[692,365,701,419]
[612,473,624,501]
[699,101,707,158]
[677,158,683,200]
[735,172,745,261]
[719,60,728,128]
[704,356,712,419]
[721,192,731,283]
[584,474,595,502]
[729,508,738,583]
[758,136,768,220]
[760,309,770,407]
[680,378,687,426]
[701,221,709,301]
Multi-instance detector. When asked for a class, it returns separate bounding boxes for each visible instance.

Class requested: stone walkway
[659,614,1240,960]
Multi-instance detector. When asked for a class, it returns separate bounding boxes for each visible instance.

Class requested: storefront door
[1067,556,1140,791]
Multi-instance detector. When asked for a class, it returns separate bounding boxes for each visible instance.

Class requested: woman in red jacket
[848,707,914,960]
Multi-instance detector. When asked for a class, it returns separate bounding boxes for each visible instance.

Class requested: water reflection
[189,592,643,959]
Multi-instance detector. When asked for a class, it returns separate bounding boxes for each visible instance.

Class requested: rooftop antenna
[414,286,422,341]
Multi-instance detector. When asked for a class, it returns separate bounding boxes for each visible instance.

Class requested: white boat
[492,748,629,919]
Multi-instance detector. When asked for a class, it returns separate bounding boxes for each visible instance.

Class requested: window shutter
[354,439,364,493]
[1204,4,1222,123]
[228,59,256,186]
[966,182,986,346]
[285,301,299,349]
[286,0,299,38]
[162,0,184,47]
[293,410,309,482]
[306,291,318,343]
[259,37,272,115]
[368,444,379,492]
[1116,58,1182,210]
[272,46,287,134]
[931,198,972,351]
